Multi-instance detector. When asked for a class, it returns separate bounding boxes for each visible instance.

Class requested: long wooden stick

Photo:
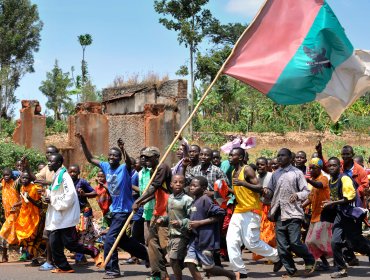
[102,0,270,268]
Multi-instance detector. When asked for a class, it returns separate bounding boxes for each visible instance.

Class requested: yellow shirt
[341,176,356,201]
[233,166,261,214]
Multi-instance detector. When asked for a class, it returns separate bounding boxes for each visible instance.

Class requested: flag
[223,0,370,122]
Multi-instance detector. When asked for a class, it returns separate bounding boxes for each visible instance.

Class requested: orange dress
[0,179,21,244]
[15,183,42,257]
[252,203,276,261]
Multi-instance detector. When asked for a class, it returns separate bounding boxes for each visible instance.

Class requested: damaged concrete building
[13,79,188,168]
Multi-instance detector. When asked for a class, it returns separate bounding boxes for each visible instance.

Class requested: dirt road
[1,253,368,280]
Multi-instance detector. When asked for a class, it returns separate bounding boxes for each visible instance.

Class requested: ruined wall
[108,114,146,159]
[67,102,109,167]
[144,104,177,164]
[15,80,188,169]
[13,100,45,152]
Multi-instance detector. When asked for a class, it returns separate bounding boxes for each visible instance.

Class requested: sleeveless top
[233,166,261,214]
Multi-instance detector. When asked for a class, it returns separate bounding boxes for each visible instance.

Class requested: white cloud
[226,0,265,17]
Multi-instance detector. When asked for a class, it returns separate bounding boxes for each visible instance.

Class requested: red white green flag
[223,0,370,122]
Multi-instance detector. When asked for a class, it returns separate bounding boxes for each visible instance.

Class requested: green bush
[0,140,45,174]
[46,120,68,135]
[0,118,16,137]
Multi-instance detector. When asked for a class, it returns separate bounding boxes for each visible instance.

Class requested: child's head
[68,164,80,181]
[97,170,106,184]
[2,168,12,182]
[171,174,185,195]
[190,176,208,197]
[15,160,23,172]
[37,162,46,172]
[20,171,31,186]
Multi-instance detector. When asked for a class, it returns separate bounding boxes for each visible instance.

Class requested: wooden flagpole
[102,0,270,268]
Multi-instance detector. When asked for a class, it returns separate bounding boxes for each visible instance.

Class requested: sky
[14,0,370,117]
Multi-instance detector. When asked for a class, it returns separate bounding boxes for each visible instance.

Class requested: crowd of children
[0,135,369,280]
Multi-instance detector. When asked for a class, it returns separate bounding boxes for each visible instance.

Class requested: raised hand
[117,138,124,149]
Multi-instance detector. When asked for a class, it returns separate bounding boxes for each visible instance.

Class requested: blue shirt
[99,162,133,213]
[131,170,139,187]
[74,178,95,209]
[189,195,225,251]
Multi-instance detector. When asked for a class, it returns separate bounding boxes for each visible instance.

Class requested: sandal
[51,268,75,273]
[282,271,300,278]
[304,262,316,275]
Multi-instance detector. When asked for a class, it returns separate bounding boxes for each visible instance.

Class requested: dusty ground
[1,252,369,280]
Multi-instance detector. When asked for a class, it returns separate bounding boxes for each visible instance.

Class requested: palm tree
[78,34,93,85]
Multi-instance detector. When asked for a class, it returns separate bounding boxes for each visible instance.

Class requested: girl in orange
[303,158,331,271]
[0,168,21,261]
[14,171,43,266]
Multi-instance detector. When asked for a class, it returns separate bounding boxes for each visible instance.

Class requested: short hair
[68,164,80,171]
[296,151,307,158]
[279,148,292,158]
[201,147,212,154]
[110,147,122,157]
[353,155,364,162]
[232,147,245,159]
[194,176,208,189]
[342,145,354,153]
[47,145,59,153]
[256,157,268,164]
[212,150,220,155]
[50,153,64,164]
[328,157,340,165]
[190,145,201,152]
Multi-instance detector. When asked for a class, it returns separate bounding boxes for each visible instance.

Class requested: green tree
[39,60,73,121]
[0,0,43,118]
[154,0,216,113]
[78,34,93,86]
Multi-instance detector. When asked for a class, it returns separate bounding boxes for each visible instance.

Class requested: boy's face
[341,147,354,164]
[68,166,80,181]
[189,146,200,162]
[212,152,221,167]
[256,159,267,175]
[199,149,212,165]
[16,161,23,172]
[171,175,185,195]
[20,172,31,186]
[108,149,121,167]
[277,150,291,168]
[45,147,57,159]
[271,158,279,170]
[3,171,12,182]
[328,160,340,176]
[176,146,184,159]
[189,179,205,197]
[228,149,241,166]
[97,172,106,184]
[295,152,307,167]
[144,155,158,169]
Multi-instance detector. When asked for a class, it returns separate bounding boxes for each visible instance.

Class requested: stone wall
[13,100,45,152]
[108,114,146,159]
[15,79,188,169]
